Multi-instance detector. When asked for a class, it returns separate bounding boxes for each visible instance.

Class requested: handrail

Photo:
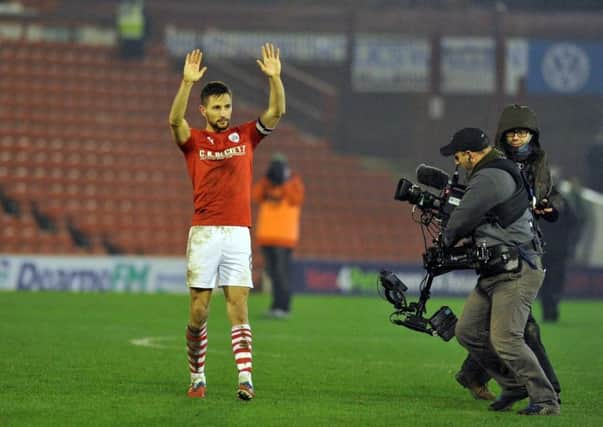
[208,56,337,136]
[283,62,337,97]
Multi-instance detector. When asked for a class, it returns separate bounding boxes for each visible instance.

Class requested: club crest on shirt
[228,132,240,143]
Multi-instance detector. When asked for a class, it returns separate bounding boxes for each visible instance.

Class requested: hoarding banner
[527,40,603,94]
[290,259,476,296]
[352,35,429,92]
[441,37,495,94]
[165,26,345,62]
[2,247,601,297]
[0,255,186,293]
[290,259,603,298]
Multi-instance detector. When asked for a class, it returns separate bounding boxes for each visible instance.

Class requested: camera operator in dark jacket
[454,105,561,402]
[441,128,560,416]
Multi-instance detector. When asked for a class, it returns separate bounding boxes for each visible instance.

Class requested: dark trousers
[262,246,292,312]
[458,312,561,394]
[540,253,567,321]
[119,38,145,58]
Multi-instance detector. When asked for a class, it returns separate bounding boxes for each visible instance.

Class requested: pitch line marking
[130,336,175,349]
[129,336,281,358]
[129,336,447,368]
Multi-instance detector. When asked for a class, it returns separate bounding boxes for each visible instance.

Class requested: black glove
[535,198,550,210]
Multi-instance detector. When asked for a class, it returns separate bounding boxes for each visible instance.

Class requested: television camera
[378,164,489,341]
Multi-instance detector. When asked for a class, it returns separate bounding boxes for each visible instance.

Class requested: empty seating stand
[0,37,423,265]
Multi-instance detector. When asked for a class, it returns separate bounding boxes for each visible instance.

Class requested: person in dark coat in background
[539,174,586,321]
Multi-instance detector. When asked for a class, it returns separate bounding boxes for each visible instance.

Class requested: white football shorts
[186,226,253,289]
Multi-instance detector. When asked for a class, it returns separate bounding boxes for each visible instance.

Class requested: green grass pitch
[1,291,602,426]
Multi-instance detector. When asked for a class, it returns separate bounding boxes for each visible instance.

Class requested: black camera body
[394,166,466,226]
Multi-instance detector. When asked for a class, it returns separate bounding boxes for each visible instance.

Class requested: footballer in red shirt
[168,44,285,401]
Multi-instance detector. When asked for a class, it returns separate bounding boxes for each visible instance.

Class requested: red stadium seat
[1,37,423,262]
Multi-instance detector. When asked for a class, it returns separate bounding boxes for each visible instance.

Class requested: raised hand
[256,43,281,78]
[183,49,207,83]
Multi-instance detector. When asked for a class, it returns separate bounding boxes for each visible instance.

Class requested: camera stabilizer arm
[379,235,486,341]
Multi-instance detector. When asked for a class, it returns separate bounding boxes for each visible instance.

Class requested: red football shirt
[179,120,271,227]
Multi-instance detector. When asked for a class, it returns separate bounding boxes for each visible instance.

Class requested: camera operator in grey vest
[454,105,561,403]
[440,128,560,416]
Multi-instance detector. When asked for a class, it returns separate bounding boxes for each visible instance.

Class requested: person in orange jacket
[252,153,304,318]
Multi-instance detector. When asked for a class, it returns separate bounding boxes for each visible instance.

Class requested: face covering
[506,141,533,162]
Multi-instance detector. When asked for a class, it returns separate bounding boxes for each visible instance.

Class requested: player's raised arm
[168,49,208,145]
[257,43,286,130]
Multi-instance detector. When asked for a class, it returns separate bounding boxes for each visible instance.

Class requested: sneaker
[237,382,255,401]
[187,380,206,398]
[455,372,496,401]
[488,391,529,411]
[518,403,560,416]
[265,309,290,319]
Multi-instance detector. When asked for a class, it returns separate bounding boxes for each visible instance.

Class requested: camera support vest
[472,156,530,228]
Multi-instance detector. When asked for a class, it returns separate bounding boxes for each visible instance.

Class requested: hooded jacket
[494,104,562,222]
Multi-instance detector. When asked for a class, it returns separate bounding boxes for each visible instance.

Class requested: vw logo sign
[541,43,590,93]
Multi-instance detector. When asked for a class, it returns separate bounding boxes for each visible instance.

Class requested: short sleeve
[178,130,197,153]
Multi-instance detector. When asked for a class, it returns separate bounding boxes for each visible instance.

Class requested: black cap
[440,128,490,157]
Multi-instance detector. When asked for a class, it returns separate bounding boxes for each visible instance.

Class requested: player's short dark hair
[200,81,232,105]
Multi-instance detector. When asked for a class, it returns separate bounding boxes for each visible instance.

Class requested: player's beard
[210,118,230,132]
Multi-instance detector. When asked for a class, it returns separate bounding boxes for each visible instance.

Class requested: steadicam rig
[378,164,483,342]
